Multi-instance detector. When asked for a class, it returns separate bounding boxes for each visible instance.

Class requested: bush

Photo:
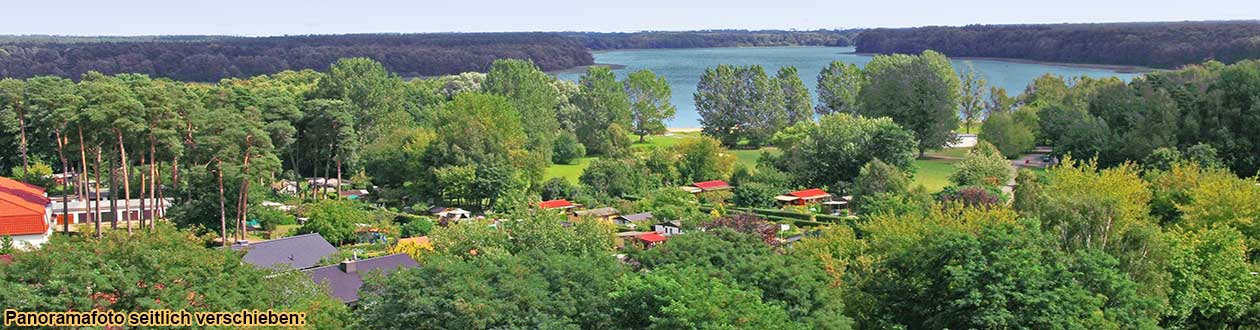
[250,206,296,231]
[297,200,374,245]
[552,131,586,164]
[541,177,578,201]
[951,141,1014,188]
[937,185,1006,208]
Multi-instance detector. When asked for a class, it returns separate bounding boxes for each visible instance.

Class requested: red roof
[537,199,575,209]
[692,180,731,191]
[0,176,49,236]
[637,232,667,243]
[788,188,831,199]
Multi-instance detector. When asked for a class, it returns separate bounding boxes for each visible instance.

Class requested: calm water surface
[554,46,1141,128]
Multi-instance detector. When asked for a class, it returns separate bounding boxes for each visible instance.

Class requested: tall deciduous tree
[574,66,632,155]
[776,66,813,124]
[815,60,862,115]
[858,51,962,157]
[695,64,787,147]
[958,63,987,133]
[483,59,562,160]
[772,113,918,191]
[623,69,675,142]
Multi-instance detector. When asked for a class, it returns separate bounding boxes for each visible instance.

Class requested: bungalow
[429,206,471,222]
[339,189,369,200]
[537,199,579,212]
[48,197,172,225]
[231,233,338,271]
[571,207,619,221]
[822,195,852,215]
[775,188,833,206]
[635,232,668,247]
[653,220,683,236]
[681,180,731,194]
[306,254,419,304]
[271,180,299,195]
[613,212,653,227]
[0,176,52,249]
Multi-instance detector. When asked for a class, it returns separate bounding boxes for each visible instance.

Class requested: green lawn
[544,156,595,184]
[912,158,959,192]
[544,133,963,193]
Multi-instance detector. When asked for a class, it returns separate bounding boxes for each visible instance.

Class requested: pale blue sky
[3,0,1256,36]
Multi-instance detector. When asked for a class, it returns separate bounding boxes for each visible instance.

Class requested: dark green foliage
[979,110,1036,158]
[579,159,656,201]
[851,159,911,214]
[297,200,378,245]
[541,177,579,201]
[0,225,350,326]
[773,114,917,191]
[574,66,632,156]
[630,229,853,329]
[695,64,788,147]
[551,131,586,164]
[855,21,1260,68]
[857,50,961,155]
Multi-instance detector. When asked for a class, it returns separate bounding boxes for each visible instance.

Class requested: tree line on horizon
[856,21,1260,68]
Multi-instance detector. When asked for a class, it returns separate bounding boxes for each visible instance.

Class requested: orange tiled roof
[0,176,49,236]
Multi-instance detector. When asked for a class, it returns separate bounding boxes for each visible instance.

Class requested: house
[271,180,299,195]
[0,176,52,249]
[822,195,852,214]
[48,197,173,225]
[429,206,471,222]
[537,199,579,211]
[306,254,419,304]
[339,189,369,200]
[653,220,683,236]
[614,212,652,227]
[232,233,338,270]
[681,180,731,194]
[571,207,619,221]
[635,232,668,247]
[775,188,833,206]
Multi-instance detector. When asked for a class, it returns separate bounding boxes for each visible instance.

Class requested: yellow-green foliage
[388,238,435,262]
[1037,157,1152,250]
[1151,163,1260,257]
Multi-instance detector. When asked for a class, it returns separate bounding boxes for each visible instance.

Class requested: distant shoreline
[547,63,628,74]
[849,52,1155,73]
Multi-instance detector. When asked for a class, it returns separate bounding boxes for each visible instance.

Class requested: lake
[554,46,1142,128]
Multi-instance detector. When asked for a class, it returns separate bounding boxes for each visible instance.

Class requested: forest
[1,48,1259,328]
[563,29,857,49]
[855,21,1260,68]
[0,33,593,81]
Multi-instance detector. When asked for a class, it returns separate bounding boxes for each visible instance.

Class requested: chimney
[340,259,358,273]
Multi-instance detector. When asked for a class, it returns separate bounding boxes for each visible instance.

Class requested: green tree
[1162,227,1260,329]
[958,63,987,133]
[297,199,372,245]
[0,224,350,327]
[579,159,654,200]
[0,78,29,171]
[858,51,962,157]
[313,57,409,144]
[695,64,788,147]
[574,66,632,156]
[422,93,535,208]
[773,114,917,191]
[979,111,1036,158]
[610,266,800,330]
[551,131,586,165]
[851,159,911,215]
[776,66,813,124]
[986,86,1015,116]
[815,60,862,115]
[951,141,1014,188]
[483,59,562,160]
[623,69,675,142]
[672,135,734,183]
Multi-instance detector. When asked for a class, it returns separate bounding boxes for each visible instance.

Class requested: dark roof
[306,254,419,303]
[232,233,338,270]
[617,212,653,222]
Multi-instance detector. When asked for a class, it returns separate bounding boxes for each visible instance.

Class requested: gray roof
[306,254,419,303]
[232,233,338,270]
[617,212,653,222]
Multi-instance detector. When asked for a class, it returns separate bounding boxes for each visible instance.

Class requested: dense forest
[563,29,858,49]
[855,21,1260,68]
[0,33,593,81]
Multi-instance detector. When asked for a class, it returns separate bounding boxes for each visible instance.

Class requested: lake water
[554,46,1142,128]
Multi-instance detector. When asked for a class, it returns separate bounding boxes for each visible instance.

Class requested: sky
[2,0,1257,36]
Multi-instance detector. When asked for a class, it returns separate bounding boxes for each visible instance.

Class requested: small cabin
[681,180,732,194]
[775,188,832,206]
[537,199,580,212]
[614,212,653,227]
